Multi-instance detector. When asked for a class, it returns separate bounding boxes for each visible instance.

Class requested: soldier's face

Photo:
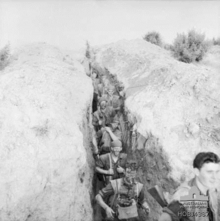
[100,101,107,110]
[92,72,97,79]
[111,146,122,156]
[195,162,220,189]
[125,166,137,179]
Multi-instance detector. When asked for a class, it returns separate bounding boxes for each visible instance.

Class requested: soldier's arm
[160,200,186,221]
[158,187,189,221]
[104,127,118,141]
[95,184,115,219]
[138,188,150,214]
[91,129,99,155]
[114,129,122,141]
[92,112,99,126]
[95,155,113,175]
[96,194,108,210]
[95,167,112,175]
[158,213,172,221]
[92,110,104,129]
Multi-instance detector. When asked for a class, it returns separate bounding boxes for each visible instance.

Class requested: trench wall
[93,39,220,220]
[0,43,94,221]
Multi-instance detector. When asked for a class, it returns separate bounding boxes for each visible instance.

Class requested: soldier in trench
[96,140,127,187]
[111,99,128,150]
[92,97,123,155]
[106,82,125,109]
[91,70,102,113]
[115,81,126,108]
[92,97,116,132]
[96,159,150,221]
[100,80,127,150]
[96,121,122,155]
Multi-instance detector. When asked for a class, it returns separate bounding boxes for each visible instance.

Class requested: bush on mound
[172,30,209,63]
[143,31,163,47]
[0,44,11,70]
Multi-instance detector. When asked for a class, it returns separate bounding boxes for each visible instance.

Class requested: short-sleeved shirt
[96,153,127,181]
[113,114,127,144]
[114,129,122,141]
[92,107,116,130]
[96,128,122,142]
[99,179,145,207]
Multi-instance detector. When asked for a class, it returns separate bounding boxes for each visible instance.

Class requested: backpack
[110,178,143,220]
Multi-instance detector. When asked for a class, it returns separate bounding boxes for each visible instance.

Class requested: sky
[1,0,220,51]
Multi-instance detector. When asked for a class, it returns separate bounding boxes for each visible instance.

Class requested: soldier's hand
[98,120,102,125]
[119,90,125,97]
[164,191,171,204]
[105,206,115,219]
[107,168,114,175]
[104,126,111,133]
[101,127,105,132]
[158,213,172,221]
[143,207,150,214]
[117,166,125,174]
[142,202,150,214]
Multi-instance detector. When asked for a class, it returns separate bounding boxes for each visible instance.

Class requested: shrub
[213,37,220,46]
[85,41,91,59]
[172,30,208,63]
[143,31,162,47]
[0,44,10,70]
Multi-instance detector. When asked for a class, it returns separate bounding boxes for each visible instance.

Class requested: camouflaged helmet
[125,159,138,170]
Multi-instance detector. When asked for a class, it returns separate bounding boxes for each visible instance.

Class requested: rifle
[148,185,168,208]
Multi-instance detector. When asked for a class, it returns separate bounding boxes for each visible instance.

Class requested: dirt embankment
[1,41,219,221]
[93,39,220,220]
[0,43,94,221]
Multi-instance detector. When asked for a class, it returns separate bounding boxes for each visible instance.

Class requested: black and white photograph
[0,1,220,221]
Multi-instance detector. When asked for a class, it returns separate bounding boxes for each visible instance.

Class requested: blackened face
[125,163,138,179]
[125,162,138,171]
[125,168,137,179]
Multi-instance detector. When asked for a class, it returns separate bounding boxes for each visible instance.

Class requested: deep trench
[86,62,179,221]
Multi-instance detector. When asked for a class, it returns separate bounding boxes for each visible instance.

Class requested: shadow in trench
[87,62,177,221]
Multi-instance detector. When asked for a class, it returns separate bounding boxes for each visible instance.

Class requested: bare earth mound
[0,43,94,221]
[96,39,220,184]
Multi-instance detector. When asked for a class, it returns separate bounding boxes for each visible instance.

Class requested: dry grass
[0,44,11,70]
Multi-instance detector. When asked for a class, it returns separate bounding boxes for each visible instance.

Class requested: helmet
[125,160,138,170]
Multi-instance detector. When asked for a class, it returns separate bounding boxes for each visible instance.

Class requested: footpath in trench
[86,60,153,221]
